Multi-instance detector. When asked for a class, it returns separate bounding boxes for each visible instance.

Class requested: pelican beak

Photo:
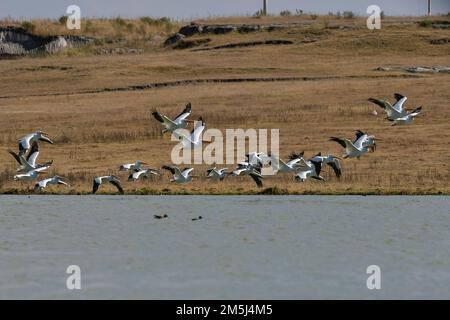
[141,162,149,165]
[376,138,383,141]
[335,156,343,160]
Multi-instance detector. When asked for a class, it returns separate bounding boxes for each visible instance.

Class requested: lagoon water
[0,195,449,299]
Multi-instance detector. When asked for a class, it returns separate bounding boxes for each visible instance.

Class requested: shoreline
[1,188,448,196]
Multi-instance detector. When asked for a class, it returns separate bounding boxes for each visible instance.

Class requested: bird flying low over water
[18,131,53,156]
[276,156,304,173]
[162,166,195,183]
[128,168,160,181]
[389,107,423,126]
[119,160,148,172]
[231,163,263,187]
[295,160,325,182]
[34,176,70,191]
[8,141,53,172]
[172,117,209,150]
[206,167,228,181]
[309,153,342,178]
[330,132,374,159]
[13,166,49,182]
[368,93,409,120]
[93,175,124,194]
[152,103,193,133]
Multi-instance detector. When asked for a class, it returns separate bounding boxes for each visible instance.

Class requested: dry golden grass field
[0,15,449,194]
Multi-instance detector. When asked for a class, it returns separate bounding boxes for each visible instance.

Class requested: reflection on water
[0,195,449,299]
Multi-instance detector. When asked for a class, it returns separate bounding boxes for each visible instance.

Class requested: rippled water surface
[0,195,449,299]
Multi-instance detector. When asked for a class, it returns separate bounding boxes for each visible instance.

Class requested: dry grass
[0,16,449,194]
[0,17,180,49]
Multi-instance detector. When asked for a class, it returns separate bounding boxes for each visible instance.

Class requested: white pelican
[13,166,49,181]
[34,176,70,191]
[354,130,378,152]
[295,161,325,182]
[18,130,53,156]
[390,107,423,126]
[173,117,208,150]
[93,175,124,194]
[119,160,148,171]
[330,132,373,159]
[368,93,408,120]
[8,141,53,172]
[245,152,271,167]
[206,167,228,181]
[309,153,342,178]
[128,168,159,181]
[152,103,193,133]
[276,156,304,173]
[231,163,263,187]
[162,166,195,183]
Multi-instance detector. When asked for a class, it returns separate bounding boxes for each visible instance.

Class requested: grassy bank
[0,15,449,195]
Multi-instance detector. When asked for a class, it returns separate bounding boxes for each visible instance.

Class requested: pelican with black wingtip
[8,141,53,172]
[152,102,193,133]
[93,175,124,194]
[35,176,70,191]
[18,130,53,156]
[128,168,160,181]
[162,166,195,183]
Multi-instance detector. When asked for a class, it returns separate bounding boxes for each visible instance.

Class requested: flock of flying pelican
[7,93,422,194]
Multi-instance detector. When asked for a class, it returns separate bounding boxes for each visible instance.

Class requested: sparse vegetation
[343,11,356,19]
[20,20,35,32]
[58,15,68,25]
[419,19,433,27]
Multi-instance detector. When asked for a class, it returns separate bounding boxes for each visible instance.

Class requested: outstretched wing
[393,93,407,112]
[92,179,100,194]
[249,172,263,188]
[7,150,22,165]
[311,161,322,176]
[190,117,205,143]
[110,178,124,194]
[162,165,177,175]
[330,137,347,148]
[331,137,360,153]
[327,159,342,178]
[368,98,391,110]
[27,142,39,167]
[288,151,305,161]
[354,130,366,143]
[174,103,192,123]
[409,106,422,117]
[182,168,194,178]
[152,111,177,127]
[128,170,143,181]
